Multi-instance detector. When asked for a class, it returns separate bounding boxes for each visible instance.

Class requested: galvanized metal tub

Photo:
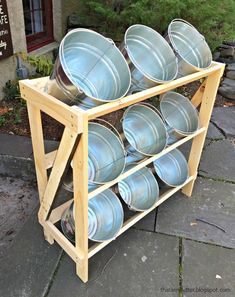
[46,28,131,109]
[125,145,148,164]
[65,121,125,190]
[88,122,126,185]
[61,189,124,242]
[120,24,178,92]
[167,19,212,77]
[118,164,159,211]
[62,169,98,193]
[153,148,189,187]
[160,91,199,144]
[122,103,168,159]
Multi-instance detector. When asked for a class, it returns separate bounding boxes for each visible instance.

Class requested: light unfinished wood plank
[28,76,49,91]
[45,150,58,169]
[38,127,78,222]
[43,221,83,263]
[88,175,195,258]
[49,199,73,224]
[191,79,206,108]
[73,114,89,283]
[27,103,47,202]
[182,65,225,196]
[88,127,206,199]
[87,62,224,120]
[19,80,84,134]
[47,127,206,225]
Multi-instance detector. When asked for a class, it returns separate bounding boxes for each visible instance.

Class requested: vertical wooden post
[182,66,225,196]
[73,114,89,283]
[27,103,54,243]
[27,103,47,201]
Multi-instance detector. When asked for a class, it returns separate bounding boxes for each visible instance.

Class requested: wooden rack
[19,61,225,283]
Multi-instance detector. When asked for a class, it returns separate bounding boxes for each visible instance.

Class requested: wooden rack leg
[73,115,89,283]
[182,67,224,196]
[27,103,47,202]
[27,103,54,243]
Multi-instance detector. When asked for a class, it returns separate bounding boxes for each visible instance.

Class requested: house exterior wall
[0,0,27,100]
[0,0,73,100]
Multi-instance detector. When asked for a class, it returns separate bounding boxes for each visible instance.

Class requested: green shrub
[3,80,20,101]
[27,55,54,76]
[0,115,6,126]
[80,0,235,51]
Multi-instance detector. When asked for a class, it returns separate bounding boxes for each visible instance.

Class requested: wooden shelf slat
[88,175,195,258]
[48,175,195,260]
[48,127,206,225]
[88,127,206,199]
[86,62,223,119]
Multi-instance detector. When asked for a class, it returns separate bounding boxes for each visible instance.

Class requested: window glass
[23,0,53,51]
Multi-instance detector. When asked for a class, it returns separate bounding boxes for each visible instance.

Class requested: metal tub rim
[160,91,200,136]
[118,163,159,211]
[122,103,168,156]
[153,148,189,187]
[88,122,126,185]
[59,28,131,102]
[167,19,212,71]
[124,24,178,83]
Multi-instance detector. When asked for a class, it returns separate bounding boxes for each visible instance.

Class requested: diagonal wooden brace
[38,127,79,223]
[191,79,207,108]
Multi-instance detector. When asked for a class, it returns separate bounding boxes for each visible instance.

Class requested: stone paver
[0,133,59,158]
[0,154,36,180]
[199,140,235,182]
[155,178,235,248]
[0,207,62,297]
[182,239,235,297]
[47,230,179,297]
[0,134,33,158]
[211,107,235,138]
[133,209,156,232]
[0,133,59,179]
[206,122,224,140]
[219,78,235,100]
[0,176,38,259]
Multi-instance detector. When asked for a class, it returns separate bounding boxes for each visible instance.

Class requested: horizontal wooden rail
[48,175,195,259]
[19,80,84,134]
[49,199,73,224]
[87,62,224,119]
[88,175,195,258]
[42,220,83,263]
[88,127,206,199]
[45,127,205,198]
[45,150,58,169]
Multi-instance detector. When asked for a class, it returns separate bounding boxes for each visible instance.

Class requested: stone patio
[0,106,234,297]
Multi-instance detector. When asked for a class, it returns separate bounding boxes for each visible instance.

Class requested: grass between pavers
[179,238,183,297]
[198,174,235,185]
[42,230,235,296]
[43,251,65,297]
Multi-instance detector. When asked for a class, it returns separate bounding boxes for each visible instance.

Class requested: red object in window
[23,0,54,52]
